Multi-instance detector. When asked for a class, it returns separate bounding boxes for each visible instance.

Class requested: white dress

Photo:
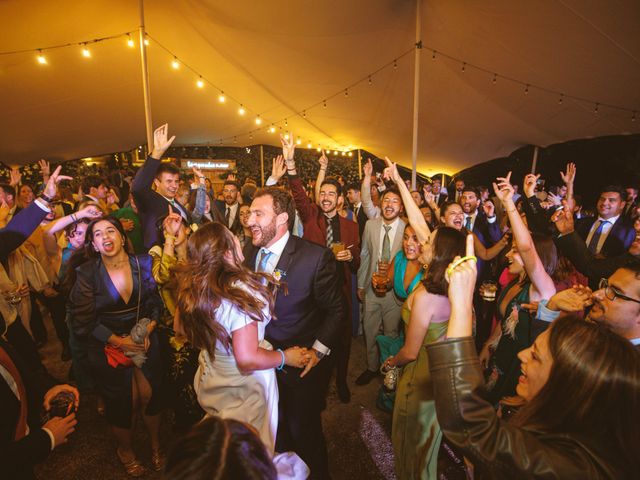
[194,286,308,479]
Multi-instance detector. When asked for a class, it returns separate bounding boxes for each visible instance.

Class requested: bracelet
[40,192,55,203]
[276,349,285,370]
[165,234,176,242]
[446,255,478,279]
[70,213,77,223]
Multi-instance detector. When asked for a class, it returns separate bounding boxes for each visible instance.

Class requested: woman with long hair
[69,216,164,476]
[480,172,557,404]
[431,240,640,478]
[174,222,310,463]
[384,227,466,479]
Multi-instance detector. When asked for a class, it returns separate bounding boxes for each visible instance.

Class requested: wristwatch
[314,350,325,360]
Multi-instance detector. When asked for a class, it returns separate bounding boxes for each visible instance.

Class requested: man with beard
[272,141,360,403]
[244,187,342,479]
[132,124,191,249]
[214,179,242,234]
[356,188,406,385]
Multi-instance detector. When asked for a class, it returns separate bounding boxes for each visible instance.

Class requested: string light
[344,89,349,97]
[171,57,180,69]
[144,38,150,46]
[341,151,346,156]
[233,136,237,143]
[238,105,245,116]
[559,93,564,105]
[323,99,327,108]
[284,119,288,127]
[524,84,529,95]
[127,34,135,48]
[316,146,322,152]
[393,59,398,69]
[296,138,302,145]
[218,92,226,103]
[284,133,290,140]
[307,142,312,148]
[348,152,353,157]
[432,50,436,59]
[269,125,276,133]
[196,77,204,88]
[302,110,307,118]
[461,62,466,73]
[492,73,497,84]
[81,44,91,58]
[255,115,262,125]
[368,76,372,85]
[333,150,338,155]
[36,50,47,65]
[594,103,599,114]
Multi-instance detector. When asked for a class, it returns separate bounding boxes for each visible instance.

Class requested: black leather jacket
[427,337,628,479]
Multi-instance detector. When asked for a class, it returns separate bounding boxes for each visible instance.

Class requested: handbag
[104,256,142,369]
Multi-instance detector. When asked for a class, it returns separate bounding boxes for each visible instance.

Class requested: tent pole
[410,0,422,190]
[357,149,362,178]
[531,145,539,174]
[138,0,154,150]
[260,145,265,186]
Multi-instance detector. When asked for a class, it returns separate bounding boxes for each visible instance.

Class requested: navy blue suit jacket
[575,216,635,258]
[214,200,242,235]
[132,156,192,249]
[0,201,48,261]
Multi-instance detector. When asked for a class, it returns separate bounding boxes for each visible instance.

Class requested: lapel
[244,243,259,271]
[371,218,382,261]
[275,235,297,274]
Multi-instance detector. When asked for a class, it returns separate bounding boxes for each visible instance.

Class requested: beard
[251,219,277,247]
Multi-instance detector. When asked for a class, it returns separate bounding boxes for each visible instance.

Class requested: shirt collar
[597,214,619,224]
[382,216,401,231]
[630,337,640,346]
[266,231,290,258]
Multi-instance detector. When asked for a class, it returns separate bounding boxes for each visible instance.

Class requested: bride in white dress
[174,222,309,479]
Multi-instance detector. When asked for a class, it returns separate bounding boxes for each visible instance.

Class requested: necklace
[103,258,129,269]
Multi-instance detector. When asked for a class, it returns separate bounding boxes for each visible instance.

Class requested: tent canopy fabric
[1,0,639,174]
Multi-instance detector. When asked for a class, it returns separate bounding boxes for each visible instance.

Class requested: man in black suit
[623,185,638,220]
[574,185,635,258]
[213,180,242,234]
[346,183,367,238]
[132,124,190,249]
[432,178,448,207]
[80,175,108,208]
[244,187,342,479]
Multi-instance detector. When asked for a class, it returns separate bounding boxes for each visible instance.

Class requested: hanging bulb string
[0,30,137,56]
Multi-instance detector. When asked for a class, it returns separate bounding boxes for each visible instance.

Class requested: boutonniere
[190,223,199,233]
[272,269,289,297]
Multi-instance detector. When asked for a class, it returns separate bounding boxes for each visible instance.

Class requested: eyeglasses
[598,278,640,305]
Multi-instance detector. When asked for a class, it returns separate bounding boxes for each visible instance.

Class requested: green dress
[392,294,449,480]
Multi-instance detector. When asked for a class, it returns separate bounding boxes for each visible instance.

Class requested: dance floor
[35,319,395,480]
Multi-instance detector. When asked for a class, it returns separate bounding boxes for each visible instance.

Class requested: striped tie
[326,217,334,247]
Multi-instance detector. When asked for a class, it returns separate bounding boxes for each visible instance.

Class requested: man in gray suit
[355,187,406,385]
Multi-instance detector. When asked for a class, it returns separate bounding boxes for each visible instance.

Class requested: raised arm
[360,159,381,219]
[132,124,175,198]
[314,151,328,205]
[44,205,102,236]
[560,162,576,203]
[190,167,207,223]
[383,157,431,245]
[493,172,555,299]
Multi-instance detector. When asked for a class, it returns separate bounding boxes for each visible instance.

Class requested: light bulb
[127,35,134,48]
[284,133,290,140]
[218,93,226,103]
[333,150,338,155]
[81,46,91,58]
[341,151,346,156]
[171,58,180,69]
[348,152,353,157]
[316,146,322,152]
[296,138,302,145]
[36,51,47,64]
[255,116,262,125]
[197,78,204,88]
[144,38,150,46]
[269,126,276,133]
[238,105,246,116]
[307,142,312,149]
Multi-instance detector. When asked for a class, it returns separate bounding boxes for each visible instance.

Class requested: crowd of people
[1,122,639,479]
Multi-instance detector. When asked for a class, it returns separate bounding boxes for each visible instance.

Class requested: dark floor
[34,320,395,480]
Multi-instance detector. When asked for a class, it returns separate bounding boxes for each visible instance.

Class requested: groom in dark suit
[244,187,343,479]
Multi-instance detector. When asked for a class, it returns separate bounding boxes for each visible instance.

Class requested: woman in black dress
[70,217,164,477]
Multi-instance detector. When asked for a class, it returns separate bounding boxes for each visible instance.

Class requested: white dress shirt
[225,202,239,228]
[378,217,401,259]
[585,215,619,255]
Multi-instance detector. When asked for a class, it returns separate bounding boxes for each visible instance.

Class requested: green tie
[381,225,391,262]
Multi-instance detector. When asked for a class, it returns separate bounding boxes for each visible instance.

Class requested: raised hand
[547,192,562,207]
[9,167,21,187]
[560,162,576,185]
[192,166,205,185]
[280,132,296,162]
[38,159,51,178]
[163,205,183,236]
[150,124,176,160]
[492,172,514,205]
[383,157,402,184]
[78,205,103,219]
[523,173,539,199]
[363,158,373,178]
[482,199,495,218]
[551,201,575,235]
[318,150,328,170]
[446,234,477,338]
[547,285,593,312]
[42,165,72,201]
[271,155,286,182]
[227,173,237,182]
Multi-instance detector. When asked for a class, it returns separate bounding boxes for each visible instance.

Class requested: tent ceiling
[1,0,639,174]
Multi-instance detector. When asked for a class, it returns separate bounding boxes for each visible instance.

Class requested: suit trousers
[362,290,402,371]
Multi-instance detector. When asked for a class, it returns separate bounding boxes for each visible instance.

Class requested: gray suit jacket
[357,217,406,294]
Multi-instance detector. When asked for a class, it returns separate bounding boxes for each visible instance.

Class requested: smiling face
[346,188,360,205]
[223,184,239,206]
[516,329,553,401]
[587,268,640,339]
[380,191,402,221]
[506,246,525,275]
[596,191,625,219]
[319,183,338,215]
[247,194,288,248]
[19,185,34,206]
[91,183,108,199]
[402,225,422,261]
[442,203,464,230]
[154,172,180,199]
[455,180,465,192]
[91,220,125,257]
[239,205,251,228]
[460,191,479,214]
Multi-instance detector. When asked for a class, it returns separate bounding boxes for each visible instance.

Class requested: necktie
[0,347,28,440]
[225,206,231,227]
[465,216,472,231]
[257,248,272,273]
[588,220,609,255]
[381,225,391,262]
[169,199,187,220]
[326,216,334,247]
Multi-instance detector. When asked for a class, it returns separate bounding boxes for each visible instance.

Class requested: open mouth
[102,241,114,252]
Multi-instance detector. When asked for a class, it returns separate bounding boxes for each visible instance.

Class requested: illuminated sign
[181,159,235,170]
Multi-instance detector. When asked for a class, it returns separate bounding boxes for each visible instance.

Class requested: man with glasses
[214,179,242,234]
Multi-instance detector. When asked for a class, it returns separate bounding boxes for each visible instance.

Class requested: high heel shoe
[117,449,146,477]
[151,448,166,472]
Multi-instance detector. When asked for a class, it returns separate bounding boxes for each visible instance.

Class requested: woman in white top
[174,222,309,478]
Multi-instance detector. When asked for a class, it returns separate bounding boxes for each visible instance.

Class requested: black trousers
[5,317,48,375]
[33,292,69,349]
[275,354,334,479]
